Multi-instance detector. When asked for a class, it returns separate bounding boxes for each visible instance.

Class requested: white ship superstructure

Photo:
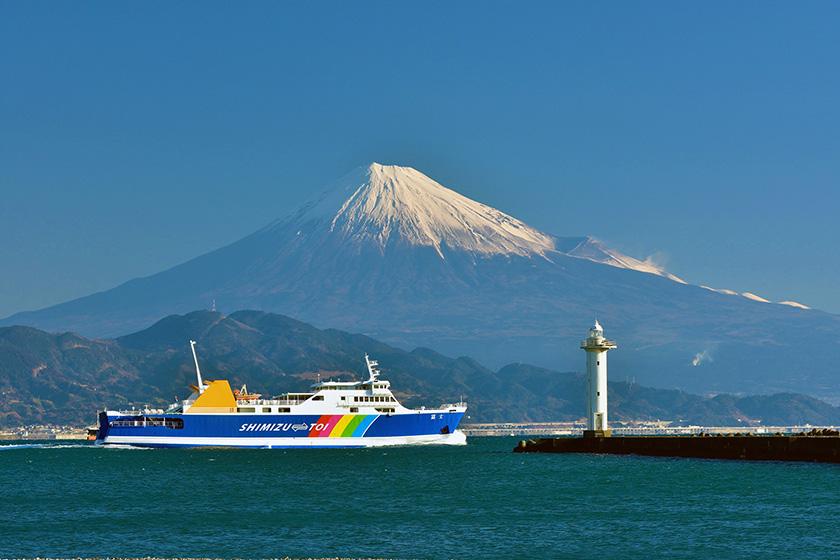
[97,346,467,448]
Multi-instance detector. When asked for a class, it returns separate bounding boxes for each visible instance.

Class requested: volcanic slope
[4,163,840,397]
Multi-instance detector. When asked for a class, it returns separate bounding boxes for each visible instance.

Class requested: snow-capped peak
[558,237,687,284]
[779,300,810,310]
[274,162,812,310]
[296,163,556,258]
[700,286,811,308]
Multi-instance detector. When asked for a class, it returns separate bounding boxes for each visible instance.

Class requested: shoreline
[5,422,840,442]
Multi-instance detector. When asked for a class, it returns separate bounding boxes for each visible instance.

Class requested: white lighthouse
[580,320,617,437]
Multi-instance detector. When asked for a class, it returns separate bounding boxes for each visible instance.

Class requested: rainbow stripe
[308,414,378,438]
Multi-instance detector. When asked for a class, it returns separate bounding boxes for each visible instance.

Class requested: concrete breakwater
[514,429,840,463]
[464,423,839,437]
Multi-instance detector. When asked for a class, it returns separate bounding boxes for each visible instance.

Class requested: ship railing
[440,402,467,409]
[112,408,165,416]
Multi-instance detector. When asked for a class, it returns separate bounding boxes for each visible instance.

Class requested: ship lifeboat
[233,383,262,402]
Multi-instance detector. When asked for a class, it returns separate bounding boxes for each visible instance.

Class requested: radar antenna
[365,353,381,383]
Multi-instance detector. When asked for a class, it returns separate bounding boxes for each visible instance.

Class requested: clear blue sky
[1,1,839,318]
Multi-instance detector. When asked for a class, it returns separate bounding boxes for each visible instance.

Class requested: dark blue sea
[1,437,838,559]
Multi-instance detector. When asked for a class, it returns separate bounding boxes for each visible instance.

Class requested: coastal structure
[515,322,840,463]
[96,343,467,448]
[581,320,616,437]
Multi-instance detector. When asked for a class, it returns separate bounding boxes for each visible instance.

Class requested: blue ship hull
[98,410,466,448]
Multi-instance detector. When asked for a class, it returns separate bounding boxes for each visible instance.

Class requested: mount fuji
[4,163,839,397]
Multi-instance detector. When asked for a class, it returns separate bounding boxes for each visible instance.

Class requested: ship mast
[365,353,380,383]
[190,340,205,394]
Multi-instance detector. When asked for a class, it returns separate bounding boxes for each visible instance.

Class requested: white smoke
[643,251,669,273]
[691,350,713,367]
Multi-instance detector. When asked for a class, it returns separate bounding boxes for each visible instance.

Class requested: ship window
[279,407,291,413]
[312,395,324,401]
[110,416,183,429]
[237,407,256,413]
[597,361,600,365]
[350,407,358,413]
[262,407,272,413]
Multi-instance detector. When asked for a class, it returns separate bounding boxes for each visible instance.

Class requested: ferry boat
[96,341,467,448]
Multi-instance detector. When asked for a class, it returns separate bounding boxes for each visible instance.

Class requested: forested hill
[1,310,838,427]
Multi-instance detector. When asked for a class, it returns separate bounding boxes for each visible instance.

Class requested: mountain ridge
[2,309,838,427]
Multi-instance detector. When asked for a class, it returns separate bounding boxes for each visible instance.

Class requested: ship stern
[95,411,110,443]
